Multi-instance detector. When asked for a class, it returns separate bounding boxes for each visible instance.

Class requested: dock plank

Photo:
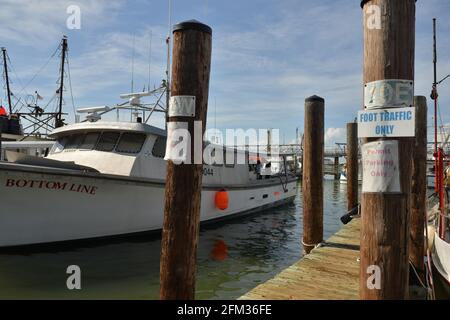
[239,218,360,300]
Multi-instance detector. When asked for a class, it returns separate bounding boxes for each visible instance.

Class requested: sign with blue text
[358,107,415,138]
[364,79,414,109]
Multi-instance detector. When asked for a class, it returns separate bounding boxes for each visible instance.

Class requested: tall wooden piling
[346,123,358,211]
[159,20,212,300]
[410,96,427,276]
[360,0,415,299]
[302,95,324,254]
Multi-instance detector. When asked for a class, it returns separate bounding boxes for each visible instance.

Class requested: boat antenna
[56,36,68,128]
[131,34,136,93]
[1,47,13,114]
[148,30,152,91]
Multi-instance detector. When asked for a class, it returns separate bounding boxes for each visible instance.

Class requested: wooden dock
[240,218,360,300]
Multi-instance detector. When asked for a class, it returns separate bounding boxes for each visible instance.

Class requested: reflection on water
[0,180,347,300]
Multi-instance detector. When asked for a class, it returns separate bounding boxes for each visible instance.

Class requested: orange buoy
[210,239,228,261]
[215,190,228,210]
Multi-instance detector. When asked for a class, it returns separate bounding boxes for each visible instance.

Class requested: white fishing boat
[0,99,297,247]
[339,163,362,184]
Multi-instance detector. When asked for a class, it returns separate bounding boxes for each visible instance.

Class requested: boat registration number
[203,167,214,176]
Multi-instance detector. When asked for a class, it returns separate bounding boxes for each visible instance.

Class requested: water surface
[0,179,347,299]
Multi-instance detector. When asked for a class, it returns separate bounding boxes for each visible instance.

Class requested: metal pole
[56,37,67,128]
[2,48,13,114]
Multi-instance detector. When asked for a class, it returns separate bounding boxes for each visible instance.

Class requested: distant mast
[1,47,13,114]
[56,36,68,128]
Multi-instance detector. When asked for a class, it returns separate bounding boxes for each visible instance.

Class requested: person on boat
[256,160,262,180]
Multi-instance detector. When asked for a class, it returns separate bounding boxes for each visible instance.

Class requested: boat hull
[0,164,297,247]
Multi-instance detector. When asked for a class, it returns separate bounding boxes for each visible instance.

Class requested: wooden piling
[346,122,358,211]
[159,20,212,300]
[302,95,324,254]
[410,96,427,276]
[360,0,415,299]
[334,156,340,180]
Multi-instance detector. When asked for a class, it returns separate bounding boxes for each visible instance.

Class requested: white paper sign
[164,122,190,164]
[168,96,196,117]
[362,140,400,193]
[364,79,413,109]
[358,107,415,138]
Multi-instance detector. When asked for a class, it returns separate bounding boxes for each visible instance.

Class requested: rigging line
[15,43,60,97]
[131,33,135,93]
[148,30,152,90]
[65,51,76,117]
[6,51,30,98]
[437,100,446,147]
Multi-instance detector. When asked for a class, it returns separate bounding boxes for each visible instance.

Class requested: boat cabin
[45,121,287,185]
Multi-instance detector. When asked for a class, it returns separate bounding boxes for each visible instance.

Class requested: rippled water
[0,179,348,299]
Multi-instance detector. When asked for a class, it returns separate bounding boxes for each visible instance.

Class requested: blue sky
[1,0,450,145]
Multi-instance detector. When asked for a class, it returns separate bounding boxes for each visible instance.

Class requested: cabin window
[52,136,68,153]
[211,146,224,167]
[152,136,167,158]
[116,133,147,154]
[79,132,100,150]
[65,134,84,150]
[224,148,235,168]
[95,132,120,152]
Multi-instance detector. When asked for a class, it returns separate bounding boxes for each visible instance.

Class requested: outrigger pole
[431,18,447,240]
[2,47,13,114]
[56,36,68,128]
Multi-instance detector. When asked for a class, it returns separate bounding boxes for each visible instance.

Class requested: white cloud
[0,0,124,48]
[325,127,346,146]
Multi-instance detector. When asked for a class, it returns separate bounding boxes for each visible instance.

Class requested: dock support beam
[334,156,340,180]
[346,123,358,211]
[360,0,415,299]
[410,96,427,277]
[302,95,324,254]
[160,20,212,300]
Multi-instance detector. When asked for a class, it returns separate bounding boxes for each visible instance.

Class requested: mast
[56,36,68,128]
[432,18,438,153]
[431,18,446,240]
[1,47,13,114]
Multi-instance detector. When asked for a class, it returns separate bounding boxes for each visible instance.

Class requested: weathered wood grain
[410,96,427,276]
[360,0,415,299]
[302,96,324,254]
[160,21,212,300]
[240,219,361,300]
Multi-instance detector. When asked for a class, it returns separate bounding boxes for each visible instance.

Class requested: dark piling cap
[360,0,369,8]
[173,19,212,35]
[361,0,416,8]
[305,95,324,103]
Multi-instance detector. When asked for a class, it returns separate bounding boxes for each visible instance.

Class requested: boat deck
[239,218,360,300]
